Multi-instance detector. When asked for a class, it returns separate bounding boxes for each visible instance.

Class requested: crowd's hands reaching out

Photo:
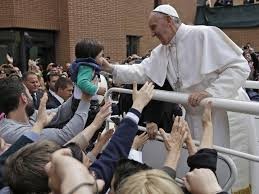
[87,128,115,167]
[200,101,213,149]
[146,122,158,139]
[184,121,197,156]
[32,93,56,133]
[160,116,188,152]
[45,149,104,194]
[91,101,112,130]
[132,81,154,113]
[160,116,188,170]
[132,132,149,150]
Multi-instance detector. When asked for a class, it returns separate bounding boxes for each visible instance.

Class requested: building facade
[0,0,258,70]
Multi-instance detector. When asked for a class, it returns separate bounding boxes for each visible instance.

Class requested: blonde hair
[115,169,184,194]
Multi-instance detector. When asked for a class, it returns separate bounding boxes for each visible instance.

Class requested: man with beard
[0,77,91,145]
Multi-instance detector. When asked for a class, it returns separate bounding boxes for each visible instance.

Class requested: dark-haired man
[46,73,61,109]
[0,77,91,145]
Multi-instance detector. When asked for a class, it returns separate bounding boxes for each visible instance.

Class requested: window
[154,0,162,8]
[126,35,141,57]
[0,30,20,67]
[0,29,55,72]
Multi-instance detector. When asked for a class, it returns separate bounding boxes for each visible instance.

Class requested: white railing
[244,80,259,89]
[105,87,259,192]
[106,87,259,115]
[106,88,259,161]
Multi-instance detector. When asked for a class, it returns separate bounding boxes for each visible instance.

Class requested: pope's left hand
[188,91,211,107]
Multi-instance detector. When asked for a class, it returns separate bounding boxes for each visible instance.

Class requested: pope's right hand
[101,58,114,73]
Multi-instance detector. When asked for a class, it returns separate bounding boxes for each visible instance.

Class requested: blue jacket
[90,108,140,193]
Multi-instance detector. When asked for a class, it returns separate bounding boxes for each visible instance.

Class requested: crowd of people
[0,3,258,194]
[242,43,259,101]
[197,0,259,7]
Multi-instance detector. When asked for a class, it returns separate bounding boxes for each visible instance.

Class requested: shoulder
[0,119,19,133]
[184,25,225,43]
[152,44,164,53]
[78,65,93,72]
[184,24,220,36]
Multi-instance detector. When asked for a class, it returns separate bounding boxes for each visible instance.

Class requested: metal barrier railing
[105,87,259,161]
[106,88,259,116]
[244,80,259,90]
[105,87,259,191]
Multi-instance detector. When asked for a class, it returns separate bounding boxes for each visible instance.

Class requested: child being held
[70,39,106,98]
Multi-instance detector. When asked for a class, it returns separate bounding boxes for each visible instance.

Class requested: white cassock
[112,23,258,193]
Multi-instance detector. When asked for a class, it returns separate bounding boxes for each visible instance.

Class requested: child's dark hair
[75,38,104,59]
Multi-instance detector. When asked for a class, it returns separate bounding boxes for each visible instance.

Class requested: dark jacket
[31,90,44,109]
[46,91,62,109]
[89,108,141,193]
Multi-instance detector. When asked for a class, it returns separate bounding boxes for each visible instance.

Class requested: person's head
[47,72,60,91]
[148,4,181,45]
[22,71,40,94]
[5,140,61,194]
[0,77,34,116]
[55,77,73,101]
[75,38,104,65]
[64,63,71,72]
[115,169,183,194]
[244,52,252,62]
[47,63,58,72]
[109,159,151,194]
[57,65,63,74]
[50,66,59,75]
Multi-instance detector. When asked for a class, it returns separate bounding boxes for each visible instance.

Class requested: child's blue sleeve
[77,65,98,95]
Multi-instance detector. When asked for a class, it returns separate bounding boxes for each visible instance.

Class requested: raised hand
[92,101,112,129]
[160,116,188,170]
[132,132,149,150]
[33,93,56,133]
[132,81,154,112]
[159,116,188,151]
[200,101,213,149]
[184,122,197,156]
[146,122,158,139]
[45,149,104,194]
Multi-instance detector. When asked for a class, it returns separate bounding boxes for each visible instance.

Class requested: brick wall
[63,0,160,64]
[55,0,71,65]
[0,0,59,30]
[0,0,14,27]
[224,28,259,50]
[61,0,198,64]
